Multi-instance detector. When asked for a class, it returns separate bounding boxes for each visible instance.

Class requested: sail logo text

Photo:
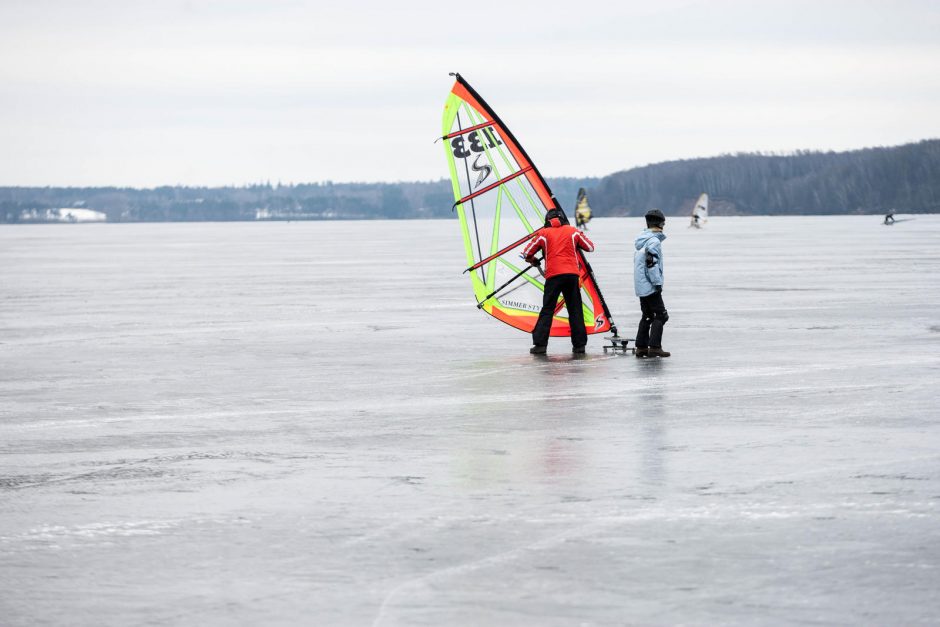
[500,299,539,312]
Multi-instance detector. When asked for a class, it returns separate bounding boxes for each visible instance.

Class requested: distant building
[58,208,107,222]
[19,208,107,223]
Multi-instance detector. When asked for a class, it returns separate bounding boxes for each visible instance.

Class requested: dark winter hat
[645,209,666,227]
[544,207,569,226]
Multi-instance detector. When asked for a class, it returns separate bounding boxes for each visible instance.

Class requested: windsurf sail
[690,193,708,228]
[574,187,592,229]
[441,73,615,337]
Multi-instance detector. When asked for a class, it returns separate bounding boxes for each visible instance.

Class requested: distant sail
[440,73,614,336]
[690,193,708,228]
[574,187,592,229]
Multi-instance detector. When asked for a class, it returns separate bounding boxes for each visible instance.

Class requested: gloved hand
[526,256,540,266]
[654,285,662,293]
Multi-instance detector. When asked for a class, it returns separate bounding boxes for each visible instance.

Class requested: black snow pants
[532,273,586,348]
[636,291,668,349]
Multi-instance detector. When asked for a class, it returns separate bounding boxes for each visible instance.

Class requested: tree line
[592,139,940,216]
[1,140,937,223]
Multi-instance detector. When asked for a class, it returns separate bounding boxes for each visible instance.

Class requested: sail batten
[443,120,497,140]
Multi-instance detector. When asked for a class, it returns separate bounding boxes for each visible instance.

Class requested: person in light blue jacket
[633,209,670,357]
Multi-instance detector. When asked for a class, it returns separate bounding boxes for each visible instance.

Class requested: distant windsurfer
[633,209,670,358]
[884,210,896,225]
[523,208,595,355]
[690,193,708,229]
[574,188,592,231]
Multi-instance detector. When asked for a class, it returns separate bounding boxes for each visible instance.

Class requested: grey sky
[1,0,939,187]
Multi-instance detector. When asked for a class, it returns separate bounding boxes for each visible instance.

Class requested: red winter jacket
[522,218,595,278]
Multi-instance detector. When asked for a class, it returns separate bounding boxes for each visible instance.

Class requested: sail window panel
[490,261,548,317]
[461,187,535,273]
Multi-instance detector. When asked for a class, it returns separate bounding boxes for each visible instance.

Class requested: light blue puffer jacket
[633,229,666,297]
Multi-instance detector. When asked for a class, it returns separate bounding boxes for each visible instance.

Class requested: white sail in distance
[690,193,708,228]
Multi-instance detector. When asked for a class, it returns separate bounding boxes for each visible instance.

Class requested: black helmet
[544,207,569,227]
[645,209,665,228]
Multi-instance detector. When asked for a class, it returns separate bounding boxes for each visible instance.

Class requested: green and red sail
[441,73,614,336]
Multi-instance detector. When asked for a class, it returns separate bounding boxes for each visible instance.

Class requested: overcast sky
[1,0,939,187]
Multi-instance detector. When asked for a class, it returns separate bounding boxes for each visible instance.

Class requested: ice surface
[1,216,939,625]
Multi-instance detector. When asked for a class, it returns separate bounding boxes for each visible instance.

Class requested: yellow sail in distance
[574,187,592,229]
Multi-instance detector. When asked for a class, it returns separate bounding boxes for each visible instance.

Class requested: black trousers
[636,291,668,348]
[532,274,586,348]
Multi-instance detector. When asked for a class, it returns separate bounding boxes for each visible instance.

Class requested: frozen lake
[2,216,939,625]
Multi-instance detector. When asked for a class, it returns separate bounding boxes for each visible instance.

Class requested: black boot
[530,345,547,355]
[635,347,648,358]
[572,345,585,354]
[647,346,671,358]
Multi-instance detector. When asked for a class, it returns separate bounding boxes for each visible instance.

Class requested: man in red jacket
[522,208,596,355]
